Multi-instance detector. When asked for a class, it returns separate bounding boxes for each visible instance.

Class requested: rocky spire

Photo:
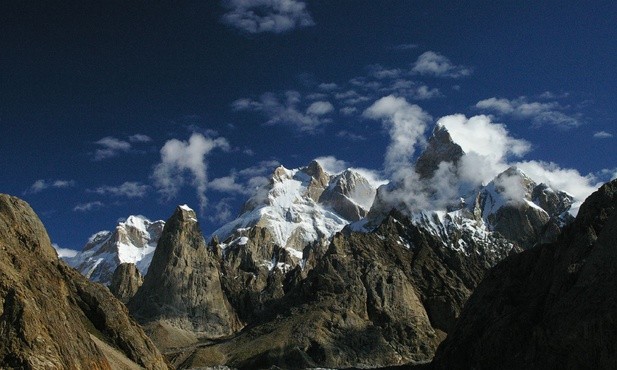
[129,205,241,345]
[415,124,464,179]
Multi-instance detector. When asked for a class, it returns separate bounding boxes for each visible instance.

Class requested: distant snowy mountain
[64,215,165,285]
[211,160,379,263]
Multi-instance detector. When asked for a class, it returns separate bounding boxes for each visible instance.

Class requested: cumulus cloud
[24,179,76,194]
[152,133,230,213]
[90,181,150,198]
[73,201,104,212]
[475,96,583,128]
[221,0,314,34]
[232,91,333,134]
[593,131,613,139]
[363,95,432,176]
[411,51,472,78]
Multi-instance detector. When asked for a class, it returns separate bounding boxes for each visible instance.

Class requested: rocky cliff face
[0,194,169,369]
[128,205,241,349]
[109,262,143,304]
[180,211,502,369]
[432,179,617,369]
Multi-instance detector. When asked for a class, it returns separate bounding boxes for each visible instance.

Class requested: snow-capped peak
[63,215,165,285]
[212,160,379,262]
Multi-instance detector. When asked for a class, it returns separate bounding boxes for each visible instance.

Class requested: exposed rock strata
[0,194,169,369]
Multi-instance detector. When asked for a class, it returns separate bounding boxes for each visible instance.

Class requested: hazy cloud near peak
[411,51,472,78]
[152,133,230,213]
[221,0,314,34]
[363,95,431,177]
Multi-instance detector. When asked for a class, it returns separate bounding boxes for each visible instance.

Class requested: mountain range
[1,124,614,369]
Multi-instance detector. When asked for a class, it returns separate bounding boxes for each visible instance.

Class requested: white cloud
[128,134,152,143]
[438,114,531,185]
[52,243,78,258]
[93,136,131,161]
[363,95,432,176]
[91,181,150,198]
[336,130,365,141]
[152,133,230,213]
[314,156,349,174]
[24,179,76,194]
[391,43,419,51]
[411,51,472,78]
[209,175,246,194]
[232,91,333,134]
[221,0,314,34]
[368,64,403,79]
[339,107,358,116]
[73,201,104,212]
[306,101,334,116]
[593,131,613,139]
[475,96,583,128]
[318,82,338,91]
[514,160,600,214]
[209,198,235,224]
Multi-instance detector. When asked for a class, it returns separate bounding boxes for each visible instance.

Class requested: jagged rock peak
[128,203,241,346]
[415,124,464,179]
[0,194,169,369]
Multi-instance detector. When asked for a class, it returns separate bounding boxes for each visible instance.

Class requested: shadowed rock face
[182,211,497,369]
[109,262,143,303]
[128,205,242,347]
[0,194,169,370]
[432,179,617,369]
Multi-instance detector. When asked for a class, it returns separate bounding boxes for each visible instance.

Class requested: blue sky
[1,1,615,251]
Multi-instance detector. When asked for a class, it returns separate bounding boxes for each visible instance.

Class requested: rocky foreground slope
[0,194,169,369]
[432,178,617,369]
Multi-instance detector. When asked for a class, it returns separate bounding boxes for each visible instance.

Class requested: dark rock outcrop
[0,194,169,369]
[128,205,242,350]
[432,179,617,369]
[109,262,143,303]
